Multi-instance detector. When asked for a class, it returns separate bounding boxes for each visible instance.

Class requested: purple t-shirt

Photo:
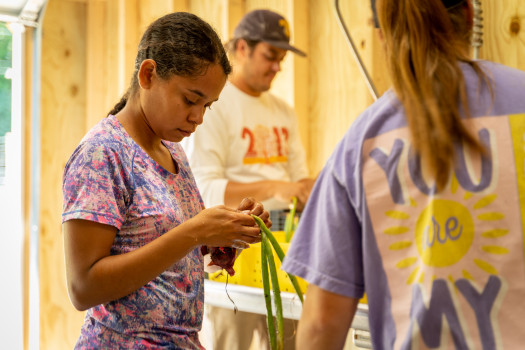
[283,61,525,349]
[62,115,205,349]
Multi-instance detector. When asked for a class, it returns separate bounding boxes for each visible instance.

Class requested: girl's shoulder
[66,116,138,174]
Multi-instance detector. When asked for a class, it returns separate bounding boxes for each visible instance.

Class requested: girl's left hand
[237,197,272,229]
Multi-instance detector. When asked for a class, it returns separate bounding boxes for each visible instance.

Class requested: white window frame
[0,1,46,349]
[0,20,25,350]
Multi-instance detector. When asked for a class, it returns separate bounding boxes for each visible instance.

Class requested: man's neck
[229,74,261,97]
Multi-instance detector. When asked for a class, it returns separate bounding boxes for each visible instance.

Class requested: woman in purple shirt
[283,0,525,349]
[62,12,270,349]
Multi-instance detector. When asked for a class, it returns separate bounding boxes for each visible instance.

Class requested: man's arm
[224,179,313,209]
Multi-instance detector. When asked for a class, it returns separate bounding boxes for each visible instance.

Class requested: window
[0,19,23,349]
[0,21,11,183]
[0,0,47,348]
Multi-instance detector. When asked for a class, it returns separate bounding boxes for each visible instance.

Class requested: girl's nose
[188,107,205,125]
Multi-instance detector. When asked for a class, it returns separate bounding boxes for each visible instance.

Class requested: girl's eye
[185,97,196,105]
[205,104,213,110]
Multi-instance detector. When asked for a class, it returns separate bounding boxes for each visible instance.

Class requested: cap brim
[265,40,307,57]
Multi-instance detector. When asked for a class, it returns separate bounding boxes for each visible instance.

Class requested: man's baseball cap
[233,9,306,57]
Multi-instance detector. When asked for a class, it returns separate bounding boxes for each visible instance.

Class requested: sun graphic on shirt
[385,175,509,285]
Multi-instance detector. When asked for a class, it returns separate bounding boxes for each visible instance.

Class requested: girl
[62,12,270,349]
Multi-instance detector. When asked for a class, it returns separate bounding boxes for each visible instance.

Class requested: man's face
[240,41,288,94]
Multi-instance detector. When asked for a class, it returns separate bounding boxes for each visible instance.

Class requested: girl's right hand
[191,204,262,249]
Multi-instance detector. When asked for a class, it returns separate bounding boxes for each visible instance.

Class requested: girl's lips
[179,129,192,137]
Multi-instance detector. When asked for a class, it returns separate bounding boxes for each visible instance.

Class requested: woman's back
[282,0,525,348]
[354,59,525,349]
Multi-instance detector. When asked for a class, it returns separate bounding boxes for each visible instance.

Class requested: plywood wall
[35,0,524,349]
[39,1,88,348]
[307,0,385,174]
[481,0,525,70]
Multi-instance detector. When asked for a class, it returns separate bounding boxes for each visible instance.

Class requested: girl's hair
[108,12,232,116]
[377,0,490,191]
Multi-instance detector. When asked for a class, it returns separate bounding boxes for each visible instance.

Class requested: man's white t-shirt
[182,82,309,210]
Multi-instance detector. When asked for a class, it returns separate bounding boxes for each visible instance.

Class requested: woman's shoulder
[477,60,525,76]
[467,61,525,115]
[348,90,404,140]
[82,115,125,141]
[84,116,135,148]
[69,116,137,167]
[470,60,525,91]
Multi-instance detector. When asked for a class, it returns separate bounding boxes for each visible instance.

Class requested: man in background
[183,8,315,350]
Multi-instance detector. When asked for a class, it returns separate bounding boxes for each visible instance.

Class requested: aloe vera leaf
[261,237,277,350]
[284,212,293,243]
[264,234,284,350]
[284,197,298,242]
[252,215,285,260]
[252,215,304,303]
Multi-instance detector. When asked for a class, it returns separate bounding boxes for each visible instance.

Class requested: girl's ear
[137,59,157,89]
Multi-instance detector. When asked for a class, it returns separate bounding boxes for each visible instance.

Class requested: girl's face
[139,61,227,143]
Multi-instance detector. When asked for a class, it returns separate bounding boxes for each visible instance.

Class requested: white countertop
[204,279,370,332]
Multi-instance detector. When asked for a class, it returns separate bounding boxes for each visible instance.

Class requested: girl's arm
[64,200,268,311]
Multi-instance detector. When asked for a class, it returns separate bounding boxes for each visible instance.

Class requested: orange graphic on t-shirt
[242,125,289,164]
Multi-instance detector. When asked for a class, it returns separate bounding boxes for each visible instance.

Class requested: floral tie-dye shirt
[62,115,205,349]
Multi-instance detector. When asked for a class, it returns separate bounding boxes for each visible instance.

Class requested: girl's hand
[191,204,262,249]
[200,198,270,275]
[237,197,272,230]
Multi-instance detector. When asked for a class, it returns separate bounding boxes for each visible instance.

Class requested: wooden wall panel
[85,0,140,129]
[85,0,109,128]
[36,1,525,349]
[289,1,310,168]
[189,0,226,39]
[173,0,190,12]
[118,0,141,103]
[40,0,88,348]
[307,0,377,175]
[480,0,524,70]
[138,0,176,31]
[221,0,245,41]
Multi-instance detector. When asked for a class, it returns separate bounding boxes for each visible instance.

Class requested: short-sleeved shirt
[283,61,525,349]
[62,115,205,349]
